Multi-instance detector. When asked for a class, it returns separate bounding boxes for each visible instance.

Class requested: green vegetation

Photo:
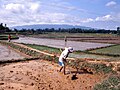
[89,45,120,56]
[24,44,120,61]
[14,26,118,35]
[24,44,119,75]
[70,52,111,59]
[25,44,61,55]
[82,63,113,74]
[24,44,108,59]
[69,61,114,74]
[94,75,120,90]
[0,35,19,40]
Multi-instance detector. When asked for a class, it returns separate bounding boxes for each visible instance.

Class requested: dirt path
[0,59,105,90]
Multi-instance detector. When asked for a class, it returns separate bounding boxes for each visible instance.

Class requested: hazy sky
[0,0,120,29]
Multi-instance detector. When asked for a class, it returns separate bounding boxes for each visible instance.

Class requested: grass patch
[80,62,113,74]
[70,52,111,59]
[24,44,61,55]
[89,45,120,56]
[94,75,120,90]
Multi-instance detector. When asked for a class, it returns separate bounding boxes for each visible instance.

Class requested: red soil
[0,60,106,90]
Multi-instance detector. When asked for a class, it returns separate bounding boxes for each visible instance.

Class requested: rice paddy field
[1,33,120,62]
[0,33,119,90]
[0,44,26,61]
[89,45,120,56]
[12,37,112,51]
[25,44,120,61]
[29,33,120,44]
[12,32,120,61]
[29,32,118,38]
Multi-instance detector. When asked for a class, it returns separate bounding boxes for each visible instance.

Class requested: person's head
[68,47,73,53]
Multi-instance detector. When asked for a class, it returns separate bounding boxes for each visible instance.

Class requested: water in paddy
[0,44,25,61]
[12,37,112,51]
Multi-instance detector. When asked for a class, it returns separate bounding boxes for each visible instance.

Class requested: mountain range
[12,24,94,30]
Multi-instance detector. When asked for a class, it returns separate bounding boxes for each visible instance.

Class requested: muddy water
[13,37,112,51]
[0,44,25,61]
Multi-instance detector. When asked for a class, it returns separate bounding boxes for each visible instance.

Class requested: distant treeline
[13,28,119,34]
[0,22,120,35]
[0,23,11,33]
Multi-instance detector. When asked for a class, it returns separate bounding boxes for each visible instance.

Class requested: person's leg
[63,65,66,75]
[59,66,63,72]
[63,61,66,75]
[59,61,64,72]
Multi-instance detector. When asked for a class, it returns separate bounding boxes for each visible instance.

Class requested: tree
[0,23,11,33]
[14,28,18,32]
[117,27,120,35]
[0,23,6,33]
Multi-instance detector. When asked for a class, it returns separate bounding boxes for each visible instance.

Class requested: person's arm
[62,52,69,63]
[63,58,67,62]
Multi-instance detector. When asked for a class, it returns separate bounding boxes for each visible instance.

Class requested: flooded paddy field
[30,33,120,44]
[24,43,120,61]
[0,44,26,61]
[67,37,120,44]
[12,37,112,51]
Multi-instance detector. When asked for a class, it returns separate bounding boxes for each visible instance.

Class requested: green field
[25,44,120,61]
[94,75,120,90]
[25,44,61,55]
[89,45,120,56]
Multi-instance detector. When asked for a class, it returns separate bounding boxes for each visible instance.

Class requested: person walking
[59,47,73,75]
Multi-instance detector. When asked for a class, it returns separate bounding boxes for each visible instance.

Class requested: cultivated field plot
[0,44,26,61]
[67,37,120,44]
[70,52,120,61]
[25,44,61,55]
[30,33,120,44]
[29,33,117,38]
[89,45,120,56]
[12,37,112,51]
[82,38,120,44]
[25,44,120,61]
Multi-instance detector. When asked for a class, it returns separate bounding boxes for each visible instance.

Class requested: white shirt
[59,48,69,62]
